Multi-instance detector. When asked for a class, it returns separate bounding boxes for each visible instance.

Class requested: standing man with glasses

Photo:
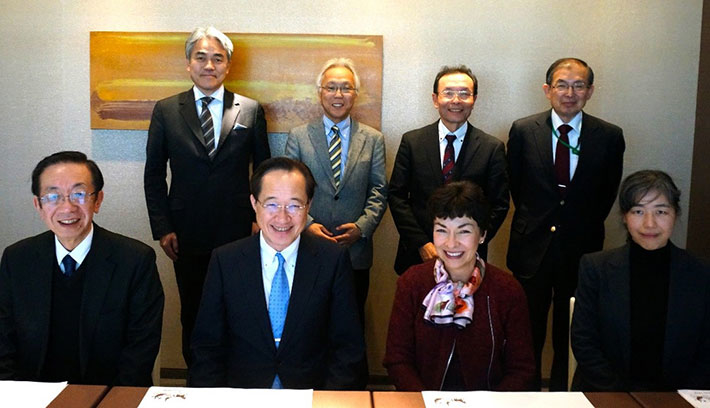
[144,26,270,367]
[507,58,625,390]
[0,151,164,386]
[389,65,509,275]
[285,58,387,325]
[189,157,366,389]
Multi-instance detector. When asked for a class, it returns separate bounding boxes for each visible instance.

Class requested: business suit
[188,233,366,389]
[144,88,270,363]
[571,244,710,391]
[0,224,164,386]
[506,110,625,389]
[389,121,509,274]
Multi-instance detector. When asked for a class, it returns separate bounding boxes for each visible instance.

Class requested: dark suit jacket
[506,110,625,278]
[144,88,270,254]
[285,119,388,269]
[188,233,366,389]
[571,244,710,391]
[389,121,509,274]
[0,224,164,386]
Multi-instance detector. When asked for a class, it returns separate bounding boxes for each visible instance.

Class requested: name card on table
[138,386,312,408]
[0,380,67,408]
[421,391,594,408]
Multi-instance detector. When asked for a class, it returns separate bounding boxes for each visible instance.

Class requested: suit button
[550,226,557,232]
[334,195,339,201]
[560,200,565,206]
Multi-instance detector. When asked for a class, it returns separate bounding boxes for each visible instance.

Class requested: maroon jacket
[384,260,535,391]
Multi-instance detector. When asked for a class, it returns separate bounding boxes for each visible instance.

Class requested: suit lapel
[178,90,209,156]
[78,225,115,373]
[215,91,241,161]
[31,232,55,376]
[453,122,480,180]
[307,121,337,191]
[664,244,689,374]
[278,235,321,354]
[567,112,598,192]
[241,237,278,352]
[607,246,632,370]
[340,120,366,188]
[424,122,444,187]
[532,112,557,187]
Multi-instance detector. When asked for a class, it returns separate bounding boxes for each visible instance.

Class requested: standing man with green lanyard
[507,58,625,391]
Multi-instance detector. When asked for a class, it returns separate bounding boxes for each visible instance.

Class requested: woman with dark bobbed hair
[572,170,710,391]
[384,181,535,391]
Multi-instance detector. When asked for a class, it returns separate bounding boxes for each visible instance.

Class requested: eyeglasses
[551,81,589,93]
[320,85,356,95]
[437,90,474,101]
[39,191,97,206]
[256,200,307,215]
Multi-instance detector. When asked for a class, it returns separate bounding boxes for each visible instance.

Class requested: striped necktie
[199,96,216,159]
[329,126,342,188]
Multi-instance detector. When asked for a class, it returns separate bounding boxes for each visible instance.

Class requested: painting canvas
[90,32,383,132]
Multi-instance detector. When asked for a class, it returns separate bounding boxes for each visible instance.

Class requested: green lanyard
[552,127,581,155]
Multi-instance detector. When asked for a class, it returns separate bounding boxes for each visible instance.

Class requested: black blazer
[571,243,710,391]
[0,224,164,386]
[389,121,509,274]
[188,233,366,389]
[506,110,625,278]
[144,89,270,254]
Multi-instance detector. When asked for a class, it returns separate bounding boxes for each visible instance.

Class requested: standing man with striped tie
[285,58,387,325]
[506,58,625,390]
[144,26,270,367]
[389,65,509,275]
[189,158,366,389]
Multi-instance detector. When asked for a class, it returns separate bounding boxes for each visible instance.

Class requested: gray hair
[185,26,234,61]
[315,58,360,91]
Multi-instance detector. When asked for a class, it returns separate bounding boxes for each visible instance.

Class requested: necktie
[442,134,456,184]
[554,124,573,196]
[199,97,216,159]
[269,253,289,389]
[62,255,76,277]
[329,126,342,188]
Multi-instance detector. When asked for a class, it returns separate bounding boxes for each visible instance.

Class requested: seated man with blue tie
[189,157,367,389]
[0,151,164,386]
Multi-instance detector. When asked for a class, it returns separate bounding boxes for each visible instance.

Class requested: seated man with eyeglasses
[189,157,367,389]
[389,65,509,275]
[0,151,164,386]
[506,57,625,390]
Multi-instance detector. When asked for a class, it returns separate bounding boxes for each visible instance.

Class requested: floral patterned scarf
[422,255,485,329]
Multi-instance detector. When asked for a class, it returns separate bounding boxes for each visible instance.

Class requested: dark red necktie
[442,134,456,184]
[554,124,573,196]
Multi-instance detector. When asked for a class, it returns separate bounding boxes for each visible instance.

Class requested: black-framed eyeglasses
[551,81,589,93]
[437,90,474,101]
[39,191,97,206]
[256,199,307,215]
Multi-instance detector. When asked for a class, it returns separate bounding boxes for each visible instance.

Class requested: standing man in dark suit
[144,26,270,366]
[285,58,387,323]
[189,157,366,389]
[0,151,164,386]
[389,65,509,274]
[507,58,625,390]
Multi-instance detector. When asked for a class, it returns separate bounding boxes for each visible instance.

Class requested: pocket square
[233,123,248,130]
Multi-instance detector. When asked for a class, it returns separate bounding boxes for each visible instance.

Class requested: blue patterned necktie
[62,255,76,277]
[269,252,289,388]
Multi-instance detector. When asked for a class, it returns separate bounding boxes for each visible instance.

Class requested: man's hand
[334,223,362,247]
[159,232,179,261]
[418,242,438,262]
[307,223,338,243]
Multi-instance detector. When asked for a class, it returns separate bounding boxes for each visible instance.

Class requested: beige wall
[0,0,702,376]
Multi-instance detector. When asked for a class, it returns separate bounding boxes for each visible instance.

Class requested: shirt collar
[551,109,583,134]
[323,116,351,139]
[259,232,301,268]
[193,85,225,103]
[438,120,468,143]
[55,223,94,268]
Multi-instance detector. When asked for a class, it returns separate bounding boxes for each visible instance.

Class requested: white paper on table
[137,386,313,408]
[679,389,710,408]
[0,380,67,408]
[422,391,594,408]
